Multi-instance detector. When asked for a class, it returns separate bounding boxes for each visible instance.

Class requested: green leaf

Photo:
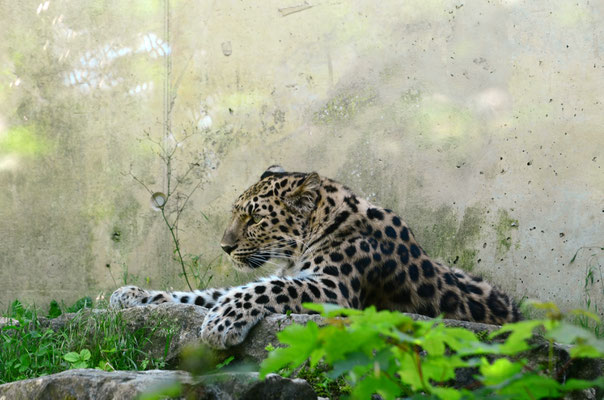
[329,351,371,379]
[260,322,320,378]
[499,373,561,399]
[80,349,91,361]
[138,381,183,400]
[547,322,604,357]
[563,378,604,391]
[479,358,524,386]
[19,354,31,368]
[547,324,591,344]
[96,360,113,371]
[215,356,234,369]
[351,374,402,400]
[63,352,81,363]
[491,320,543,355]
[421,355,467,383]
[570,344,603,358]
[432,387,463,400]
[570,309,601,323]
[396,351,425,391]
[569,249,579,263]
[302,302,361,317]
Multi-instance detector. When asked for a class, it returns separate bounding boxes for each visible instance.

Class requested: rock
[0,369,317,400]
[9,303,601,399]
[0,317,17,326]
[34,304,208,368]
[30,304,497,366]
[0,369,192,400]
[35,304,326,365]
[223,313,325,363]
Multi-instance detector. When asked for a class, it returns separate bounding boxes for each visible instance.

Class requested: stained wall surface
[0,0,602,315]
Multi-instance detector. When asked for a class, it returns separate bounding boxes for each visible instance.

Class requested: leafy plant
[187,253,217,290]
[0,299,170,383]
[215,355,235,370]
[47,300,62,319]
[63,349,91,369]
[127,128,215,291]
[260,303,604,399]
[572,247,604,338]
[66,296,93,313]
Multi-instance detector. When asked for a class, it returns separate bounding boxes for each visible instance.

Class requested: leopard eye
[252,214,263,224]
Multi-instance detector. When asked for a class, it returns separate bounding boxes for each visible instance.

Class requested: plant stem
[548,337,554,375]
[161,208,193,291]
[414,346,429,393]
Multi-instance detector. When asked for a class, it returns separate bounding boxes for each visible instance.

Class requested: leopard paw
[200,302,265,349]
[109,286,170,309]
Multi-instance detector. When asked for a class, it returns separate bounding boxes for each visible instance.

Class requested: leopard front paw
[109,286,155,309]
[200,304,265,349]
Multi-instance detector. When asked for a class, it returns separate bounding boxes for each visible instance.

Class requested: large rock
[3,304,601,399]
[35,304,325,365]
[0,369,317,400]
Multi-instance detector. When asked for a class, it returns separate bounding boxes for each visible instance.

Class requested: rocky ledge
[0,369,317,400]
[1,303,602,399]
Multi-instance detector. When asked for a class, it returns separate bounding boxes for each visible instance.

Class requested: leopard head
[220,166,321,270]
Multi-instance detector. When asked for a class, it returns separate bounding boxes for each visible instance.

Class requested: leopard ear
[260,165,286,180]
[285,172,320,214]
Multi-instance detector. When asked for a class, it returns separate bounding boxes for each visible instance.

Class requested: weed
[63,349,91,369]
[187,253,218,290]
[294,363,352,398]
[127,126,216,291]
[570,246,604,338]
[0,298,169,384]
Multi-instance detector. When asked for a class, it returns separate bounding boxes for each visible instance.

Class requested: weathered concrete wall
[0,0,602,315]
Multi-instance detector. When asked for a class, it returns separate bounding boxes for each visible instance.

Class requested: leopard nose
[221,243,237,254]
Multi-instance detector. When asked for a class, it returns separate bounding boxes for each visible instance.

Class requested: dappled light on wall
[62,32,170,93]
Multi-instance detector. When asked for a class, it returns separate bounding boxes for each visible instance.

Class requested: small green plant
[1,301,63,382]
[571,246,604,338]
[188,253,217,290]
[128,127,216,291]
[297,363,352,398]
[260,303,604,399]
[63,349,91,369]
[215,355,235,370]
[0,299,169,384]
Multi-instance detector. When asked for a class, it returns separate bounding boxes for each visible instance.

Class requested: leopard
[110,165,521,349]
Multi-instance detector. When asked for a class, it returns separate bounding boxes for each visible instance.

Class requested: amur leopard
[111,166,521,349]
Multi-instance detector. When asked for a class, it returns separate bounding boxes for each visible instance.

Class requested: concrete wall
[1,0,602,315]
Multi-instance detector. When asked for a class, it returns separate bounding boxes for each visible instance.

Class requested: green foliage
[138,382,183,400]
[129,128,216,291]
[215,355,235,370]
[47,300,62,319]
[0,299,168,384]
[187,253,217,290]
[572,247,604,338]
[63,349,91,369]
[66,296,93,313]
[47,296,93,319]
[260,303,604,399]
[294,363,352,398]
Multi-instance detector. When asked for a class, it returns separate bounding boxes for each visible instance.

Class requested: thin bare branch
[126,167,154,195]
